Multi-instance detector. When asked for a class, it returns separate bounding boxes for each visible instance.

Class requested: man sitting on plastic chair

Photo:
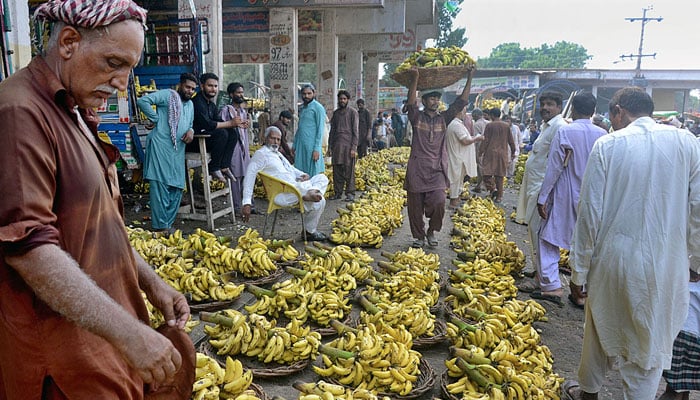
[241,126,330,241]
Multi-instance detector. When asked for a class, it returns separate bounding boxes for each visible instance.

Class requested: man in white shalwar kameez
[514,92,568,289]
[531,93,606,305]
[241,126,329,241]
[562,87,700,400]
[446,107,483,208]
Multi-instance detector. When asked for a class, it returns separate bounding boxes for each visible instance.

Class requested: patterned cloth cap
[34,0,147,29]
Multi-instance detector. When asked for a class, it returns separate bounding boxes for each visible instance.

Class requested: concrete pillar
[316,10,338,117]
[179,0,223,79]
[364,54,380,118]
[6,0,31,72]
[345,49,363,102]
[268,8,298,141]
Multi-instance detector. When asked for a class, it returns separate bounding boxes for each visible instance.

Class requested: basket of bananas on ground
[199,309,319,377]
[391,46,476,90]
[191,352,267,400]
[292,379,391,400]
[313,320,437,399]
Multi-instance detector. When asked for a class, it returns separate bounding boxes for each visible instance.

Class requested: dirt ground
[123,177,684,399]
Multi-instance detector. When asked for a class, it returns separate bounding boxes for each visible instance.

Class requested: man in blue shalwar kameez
[294,84,326,176]
[137,73,197,233]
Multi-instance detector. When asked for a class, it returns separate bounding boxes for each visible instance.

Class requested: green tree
[436,0,467,48]
[478,41,591,69]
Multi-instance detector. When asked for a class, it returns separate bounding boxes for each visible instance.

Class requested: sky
[452,0,700,70]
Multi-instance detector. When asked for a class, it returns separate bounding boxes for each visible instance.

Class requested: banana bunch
[192,354,259,400]
[248,98,266,111]
[395,46,476,71]
[129,230,184,266]
[559,248,570,269]
[178,267,245,302]
[243,282,305,320]
[303,290,352,327]
[203,310,321,364]
[444,348,563,399]
[355,147,410,186]
[266,238,300,262]
[234,228,278,278]
[141,292,199,332]
[450,198,526,272]
[134,76,157,97]
[133,179,150,194]
[358,294,436,338]
[286,265,357,296]
[300,242,374,281]
[445,315,504,351]
[293,380,390,400]
[449,260,519,299]
[513,153,528,185]
[479,98,504,111]
[314,323,421,396]
[364,268,440,306]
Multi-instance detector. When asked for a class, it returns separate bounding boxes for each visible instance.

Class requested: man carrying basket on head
[403,67,476,249]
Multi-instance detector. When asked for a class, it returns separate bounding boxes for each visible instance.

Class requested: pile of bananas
[133,180,150,194]
[357,293,436,338]
[156,262,244,302]
[314,322,421,396]
[203,310,321,365]
[395,46,476,71]
[513,153,528,185]
[330,185,405,247]
[293,380,389,400]
[300,242,374,281]
[449,258,519,301]
[355,148,408,187]
[230,228,279,278]
[244,270,353,326]
[451,197,526,272]
[559,248,570,270]
[248,98,266,111]
[192,353,260,400]
[479,98,504,111]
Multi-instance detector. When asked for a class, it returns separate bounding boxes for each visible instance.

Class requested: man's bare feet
[302,189,322,202]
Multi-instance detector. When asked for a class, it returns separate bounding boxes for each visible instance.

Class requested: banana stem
[463,307,487,321]
[446,285,470,300]
[268,238,294,249]
[329,318,357,334]
[455,357,492,388]
[377,260,401,273]
[449,316,478,332]
[245,283,276,298]
[357,294,381,315]
[452,226,470,237]
[285,266,308,277]
[318,344,356,360]
[450,269,475,281]
[267,250,283,261]
[312,241,335,251]
[291,381,314,393]
[200,311,235,327]
[457,251,477,261]
[336,208,351,215]
[304,245,328,258]
[380,251,396,260]
[370,269,389,281]
[450,346,492,365]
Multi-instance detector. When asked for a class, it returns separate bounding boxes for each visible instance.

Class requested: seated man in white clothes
[241,126,329,241]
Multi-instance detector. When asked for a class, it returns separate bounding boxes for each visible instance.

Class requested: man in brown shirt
[0,1,192,398]
[328,90,360,201]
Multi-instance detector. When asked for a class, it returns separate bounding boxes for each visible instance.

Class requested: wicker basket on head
[391,65,473,91]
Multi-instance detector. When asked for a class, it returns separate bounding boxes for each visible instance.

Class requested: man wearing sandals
[403,67,475,249]
[562,87,700,400]
[530,92,606,307]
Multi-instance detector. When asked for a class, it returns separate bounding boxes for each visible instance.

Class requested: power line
[620,5,662,85]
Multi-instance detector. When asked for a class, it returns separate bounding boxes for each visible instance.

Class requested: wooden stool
[178,134,236,231]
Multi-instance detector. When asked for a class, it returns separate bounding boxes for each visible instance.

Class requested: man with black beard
[328,90,359,201]
[241,126,330,241]
[137,72,198,234]
[221,82,252,214]
[190,73,238,181]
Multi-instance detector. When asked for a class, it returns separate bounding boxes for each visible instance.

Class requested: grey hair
[44,21,108,55]
[264,126,282,139]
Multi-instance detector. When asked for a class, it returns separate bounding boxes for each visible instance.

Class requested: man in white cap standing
[404,67,476,249]
[0,1,194,398]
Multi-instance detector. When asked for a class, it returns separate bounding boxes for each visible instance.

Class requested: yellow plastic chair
[257,172,306,241]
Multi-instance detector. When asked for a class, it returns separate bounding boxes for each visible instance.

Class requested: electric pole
[619,6,662,86]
